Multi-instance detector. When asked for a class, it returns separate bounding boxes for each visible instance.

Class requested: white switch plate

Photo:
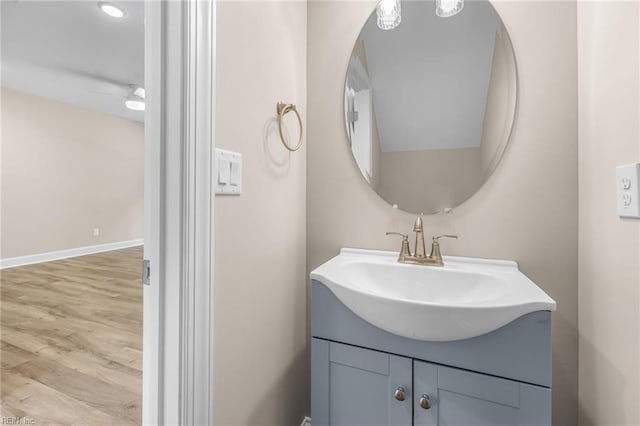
[616,163,640,218]
[215,148,242,195]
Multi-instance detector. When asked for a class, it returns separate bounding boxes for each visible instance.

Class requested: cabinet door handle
[394,387,406,401]
[419,394,431,410]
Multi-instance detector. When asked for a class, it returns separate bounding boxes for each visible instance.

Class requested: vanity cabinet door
[311,338,412,426]
[414,360,551,426]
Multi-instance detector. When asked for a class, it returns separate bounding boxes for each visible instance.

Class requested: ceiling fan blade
[88,90,124,97]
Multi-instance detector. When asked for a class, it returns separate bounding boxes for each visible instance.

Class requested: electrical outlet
[616,163,640,218]
[93,228,100,236]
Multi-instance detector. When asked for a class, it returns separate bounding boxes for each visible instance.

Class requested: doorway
[1,1,145,424]
[1,1,216,424]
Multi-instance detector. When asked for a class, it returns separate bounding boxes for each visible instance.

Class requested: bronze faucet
[386,216,458,267]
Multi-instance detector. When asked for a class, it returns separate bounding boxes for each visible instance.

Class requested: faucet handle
[386,232,412,262]
[433,234,458,242]
[386,232,408,239]
[428,235,458,266]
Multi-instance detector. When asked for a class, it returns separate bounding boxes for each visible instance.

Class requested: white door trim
[143,0,216,424]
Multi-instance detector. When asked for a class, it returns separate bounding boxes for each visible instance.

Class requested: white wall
[578,2,640,424]
[214,2,308,425]
[0,88,144,259]
[377,147,482,214]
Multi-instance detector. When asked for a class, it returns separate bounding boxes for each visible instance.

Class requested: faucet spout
[413,215,426,258]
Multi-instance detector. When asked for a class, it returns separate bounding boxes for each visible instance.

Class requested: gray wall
[307,1,578,424]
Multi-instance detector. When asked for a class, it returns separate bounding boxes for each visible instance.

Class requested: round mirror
[345,0,517,214]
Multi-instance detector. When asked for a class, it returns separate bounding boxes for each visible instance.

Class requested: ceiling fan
[89,84,145,111]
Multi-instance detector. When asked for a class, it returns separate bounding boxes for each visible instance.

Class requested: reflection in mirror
[345,0,517,214]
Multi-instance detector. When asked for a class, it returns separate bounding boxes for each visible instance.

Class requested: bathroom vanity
[316,0,556,421]
[311,249,555,426]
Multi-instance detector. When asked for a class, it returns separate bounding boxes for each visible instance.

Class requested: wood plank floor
[0,247,142,425]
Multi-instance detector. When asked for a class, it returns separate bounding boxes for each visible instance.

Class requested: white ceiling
[359,0,501,152]
[1,0,144,122]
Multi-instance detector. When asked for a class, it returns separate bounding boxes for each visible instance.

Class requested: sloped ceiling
[1,0,144,122]
[359,0,500,152]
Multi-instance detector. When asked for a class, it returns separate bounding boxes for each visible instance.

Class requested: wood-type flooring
[1,247,142,425]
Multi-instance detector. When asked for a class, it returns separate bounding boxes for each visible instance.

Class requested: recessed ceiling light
[98,2,125,18]
[125,99,145,111]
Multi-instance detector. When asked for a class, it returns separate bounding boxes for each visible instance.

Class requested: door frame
[143,0,216,424]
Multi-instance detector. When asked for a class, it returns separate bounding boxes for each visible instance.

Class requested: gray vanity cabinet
[311,280,553,426]
[312,339,412,426]
[312,338,551,426]
[413,361,551,426]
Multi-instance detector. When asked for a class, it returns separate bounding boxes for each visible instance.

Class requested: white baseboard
[300,416,311,426]
[0,239,144,269]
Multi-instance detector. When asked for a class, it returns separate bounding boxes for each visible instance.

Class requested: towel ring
[277,101,303,152]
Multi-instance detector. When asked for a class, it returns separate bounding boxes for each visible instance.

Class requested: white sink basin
[311,248,556,341]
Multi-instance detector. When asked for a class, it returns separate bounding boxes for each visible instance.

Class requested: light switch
[218,159,230,184]
[616,163,640,218]
[215,148,242,195]
[230,161,241,186]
